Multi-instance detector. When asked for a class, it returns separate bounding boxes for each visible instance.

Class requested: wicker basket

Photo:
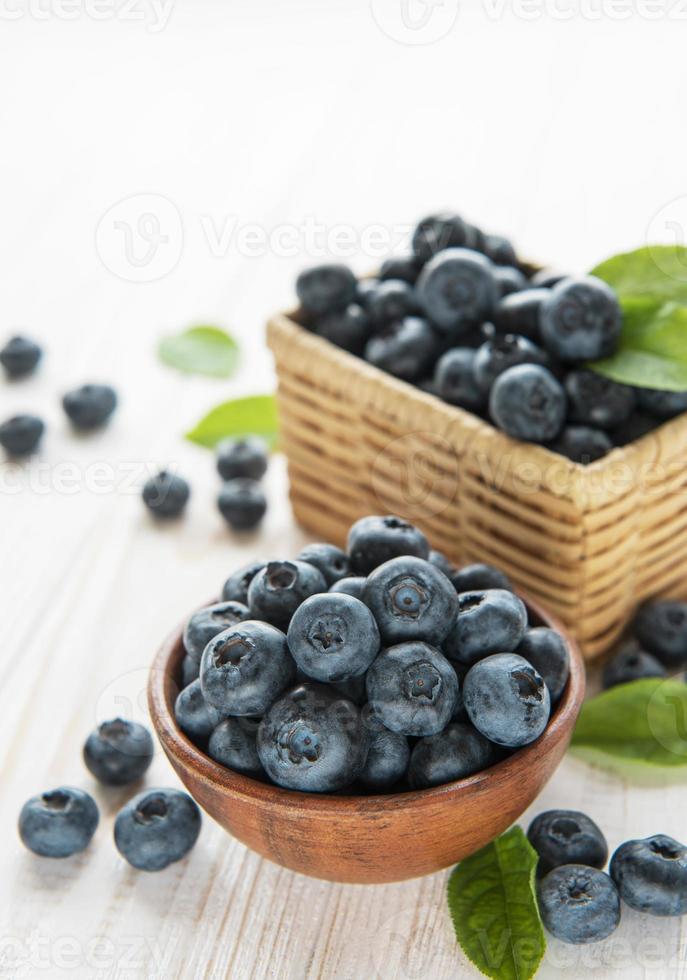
[267,312,687,660]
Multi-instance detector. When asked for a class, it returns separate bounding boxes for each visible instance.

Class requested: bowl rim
[148,590,585,816]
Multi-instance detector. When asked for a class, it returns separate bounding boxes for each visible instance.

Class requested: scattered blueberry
[296,264,357,316]
[62,384,117,430]
[208,717,263,778]
[412,212,470,262]
[492,288,549,341]
[444,589,527,667]
[610,834,687,916]
[183,600,251,662]
[552,425,613,463]
[359,728,410,790]
[540,276,622,362]
[463,653,550,747]
[366,641,458,737]
[114,788,201,871]
[537,865,621,944]
[328,576,366,600]
[142,470,190,518]
[362,555,457,646]
[473,334,548,394]
[632,600,687,669]
[83,718,154,786]
[297,542,350,586]
[367,279,418,325]
[433,348,486,412]
[364,316,438,382]
[637,387,687,420]
[222,559,267,604]
[18,787,99,858]
[490,364,566,443]
[0,414,44,456]
[347,514,429,575]
[450,563,512,594]
[565,370,636,430]
[602,643,667,689]
[314,303,370,355]
[517,627,570,702]
[174,678,224,739]
[417,248,497,333]
[408,721,502,789]
[218,479,267,531]
[248,560,327,630]
[0,335,42,378]
[287,592,380,682]
[216,437,268,482]
[527,809,608,876]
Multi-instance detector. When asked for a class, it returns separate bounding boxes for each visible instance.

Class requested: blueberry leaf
[159,325,240,378]
[447,826,545,980]
[186,394,278,448]
[571,678,687,772]
[591,245,687,304]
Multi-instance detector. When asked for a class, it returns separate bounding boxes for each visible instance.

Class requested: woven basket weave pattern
[268,313,687,659]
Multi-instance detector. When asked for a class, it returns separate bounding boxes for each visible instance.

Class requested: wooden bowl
[148,594,585,884]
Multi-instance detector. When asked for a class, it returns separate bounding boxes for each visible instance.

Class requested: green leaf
[447,826,545,980]
[186,394,278,448]
[571,678,687,772]
[591,245,687,304]
[159,325,240,378]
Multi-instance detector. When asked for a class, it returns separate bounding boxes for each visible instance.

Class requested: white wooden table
[2,4,687,977]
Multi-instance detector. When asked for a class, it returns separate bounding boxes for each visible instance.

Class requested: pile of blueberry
[526,808,687,943]
[18,718,202,871]
[601,599,687,689]
[0,334,118,456]
[294,212,687,462]
[174,514,571,794]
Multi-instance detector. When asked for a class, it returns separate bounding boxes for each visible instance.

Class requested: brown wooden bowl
[148,594,585,884]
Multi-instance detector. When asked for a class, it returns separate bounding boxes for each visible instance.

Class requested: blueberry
[142,470,190,518]
[216,437,268,482]
[347,514,429,575]
[493,265,527,297]
[564,370,636,430]
[366,641,458,737]
[444,589,527,667]
[218,479,267,531]
[18,787,99,858]
[379,254,421,285]
[222,559,267,604]
[610,834,687,916]
[408,721,502,789]
[433,348,486,412]
[83,718,154,786]
[287,592,380,682]
[484,234,518,267]
[632,600,687,669]
[492,288,549,341]
[200,620,295,715]
[527,810,608,876]
[114,788,201,871]
[517,627,570,702]
[62,383,117,429]
[248,560,327,629]
[175,678,224,739]
[611,411,658,446]
[314,303,370,355]
[602,642,667,689]
[417,248,497,333]
[540,276,622,362]
[412,212,471,262]
[364,316,439,382]
[636,387,687,419]
[356,277,379,309]
[537,865,620,943]
[329,576,366,600]
[530,268,568,288]
[181,654,199,687]
[463,653,550,747]
[367,280,418,326]
[296,264,357,316]
[257,683,369,792]
[428,548,454,577]
[450,563,512,594]
[183,600,252,662]
[0,414,44,456]
[362,556,457,646]
[474,334,548,393]
[0,335,42,378]
[490,364,566,443]
[208,717,263,777]
[297,542,350,586]
[552,425,613,464]
[359,728,410,790]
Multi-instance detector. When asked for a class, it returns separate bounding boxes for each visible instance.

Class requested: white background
[2,2,687,978]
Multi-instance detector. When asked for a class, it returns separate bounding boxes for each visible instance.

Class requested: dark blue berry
[565,370,636,430]
[356,277,379,309]
[530,268,568,288]
[538,866,620,943]
[433,348,486,412]
[610,834,687,916]
[428,548,454,577]
[0,335,42,378]
[183,600,251,662]
[222,559,267,604]
[181,654,199,687]
[552,425,613,463]
[408,721,502,789]
[114,788,201,871]
[611,411,658,446]
[366,280,418,326]
[175,678,224,740]
[142,470,190,518]
[493,265,527,297]
[296,264,357,315]
[329,576,366,600]
[362,556,457,646]
[444,589,527,667]
[0,414,44,456]
[484,235,517,267]
[517,627,570,702]
[62,383,117,429]
[218,479,267,531]
[450,563,512,594]
[412,212,470,262]
[257,683,369,792]
[83,718,154,786]
[490,364,566,443]
[493,288,549,341]
[602,643,667,689]
[632,600,687,669]
[287,592,380,682]
[463,653,549,747]
[379,254,421,285]
[359,729,410,790]
[366,641,458,737]
[347,514,429,575]
[364,316,438,381]
[248,560,327,630]
[540,276,621,362]
[473,334,548,393]
[417,248,497,333]
[527,810,608,876]
[637,387,687,419]
[297,543,350,586]
[216,437,268,481]
[315,303,370,355]
[208,717,263,777]
[19,787,99,858]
